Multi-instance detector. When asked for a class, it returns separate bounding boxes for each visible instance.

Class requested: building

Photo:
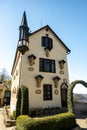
[0,82,11,106]
[4,90,11,105]
[10,12,70,113]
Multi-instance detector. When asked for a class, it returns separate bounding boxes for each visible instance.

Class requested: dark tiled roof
[21,11,28,26]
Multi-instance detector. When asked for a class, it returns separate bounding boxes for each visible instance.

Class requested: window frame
[43,84,52,100]
[39,58,56,73]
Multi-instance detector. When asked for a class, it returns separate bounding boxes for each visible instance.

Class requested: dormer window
[41,36,53,50]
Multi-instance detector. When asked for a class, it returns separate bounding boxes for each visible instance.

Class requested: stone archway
[67,80,87,113]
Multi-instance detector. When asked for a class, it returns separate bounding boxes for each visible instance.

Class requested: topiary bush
[21,85,29,115]
[16,112,77,130]
[15,85,29,119]
[15,87,21,119]
[16,115,31,130]
[67,80,87,113]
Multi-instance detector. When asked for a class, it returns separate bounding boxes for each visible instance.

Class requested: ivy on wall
[67,80,87,113]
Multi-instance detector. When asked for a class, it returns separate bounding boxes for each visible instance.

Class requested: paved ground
[75,111,87,130]
[76,119,87,130]
[0,107,87,130]
[0,107,15,130]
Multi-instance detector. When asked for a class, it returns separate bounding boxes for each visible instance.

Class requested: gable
[11,25,70,76]
[30,25,70,54]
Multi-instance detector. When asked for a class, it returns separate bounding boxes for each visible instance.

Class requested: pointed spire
[18,11,29,54]
[21,11,28,26]
[19,11,29,42]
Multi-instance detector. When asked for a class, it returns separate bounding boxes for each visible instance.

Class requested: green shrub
[15,87,21,119]
[9,110,16,120]
[16,115,31,130]
[16,112,77,130]
[15,85,29,119]
[21,85,29,115]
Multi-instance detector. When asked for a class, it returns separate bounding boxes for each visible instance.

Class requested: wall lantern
[35,75,44,88]
[59,59,66,70]
[28,54,36,66]
[53,76,60,88]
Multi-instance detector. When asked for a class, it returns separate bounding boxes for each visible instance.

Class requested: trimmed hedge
[15,87,21,119]
[67,80,87,113]
[16,112,77,130]
[16,115,31,130]
[21,85,29,115]
[15,85,29,119]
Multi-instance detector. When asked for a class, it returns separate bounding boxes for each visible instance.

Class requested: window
[19,28,28,41]
[43,85,52,100]
[40,58,56,73]
[42,37,53,50]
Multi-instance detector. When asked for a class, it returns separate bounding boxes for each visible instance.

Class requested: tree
[0,68,11,89]
[21,85,29,115]
[15,85,29,119]
[15,87,21,119]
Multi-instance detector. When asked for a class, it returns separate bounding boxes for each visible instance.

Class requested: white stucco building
[11,12,70,113]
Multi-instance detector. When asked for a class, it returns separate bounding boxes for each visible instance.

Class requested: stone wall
[74,102,87,112]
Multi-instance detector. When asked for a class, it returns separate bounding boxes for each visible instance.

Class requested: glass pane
[45,61,50,72]
[51,62,55,72]
[40,58,55,73]
[43,85,52,100]
[42,37,45,46]
[45,38,48,48]
[40,59,44,71]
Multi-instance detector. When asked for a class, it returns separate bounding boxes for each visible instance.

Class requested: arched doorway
[60,83,68,107]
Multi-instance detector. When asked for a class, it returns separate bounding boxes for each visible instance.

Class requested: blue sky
[0,0,87,93]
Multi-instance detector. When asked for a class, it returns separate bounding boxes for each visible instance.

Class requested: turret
[18,11,29,54]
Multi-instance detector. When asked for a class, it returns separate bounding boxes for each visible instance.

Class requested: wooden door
[61,83,67,107]
[61,89,67,107]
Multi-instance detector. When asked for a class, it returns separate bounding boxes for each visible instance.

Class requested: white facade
[10,16,70,113]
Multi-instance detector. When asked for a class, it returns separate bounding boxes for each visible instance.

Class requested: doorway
[61,83,68,107]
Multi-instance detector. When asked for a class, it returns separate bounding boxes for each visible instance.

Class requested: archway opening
[73,84,87,94]
[67,80,87,118]
[73,84,87,117]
